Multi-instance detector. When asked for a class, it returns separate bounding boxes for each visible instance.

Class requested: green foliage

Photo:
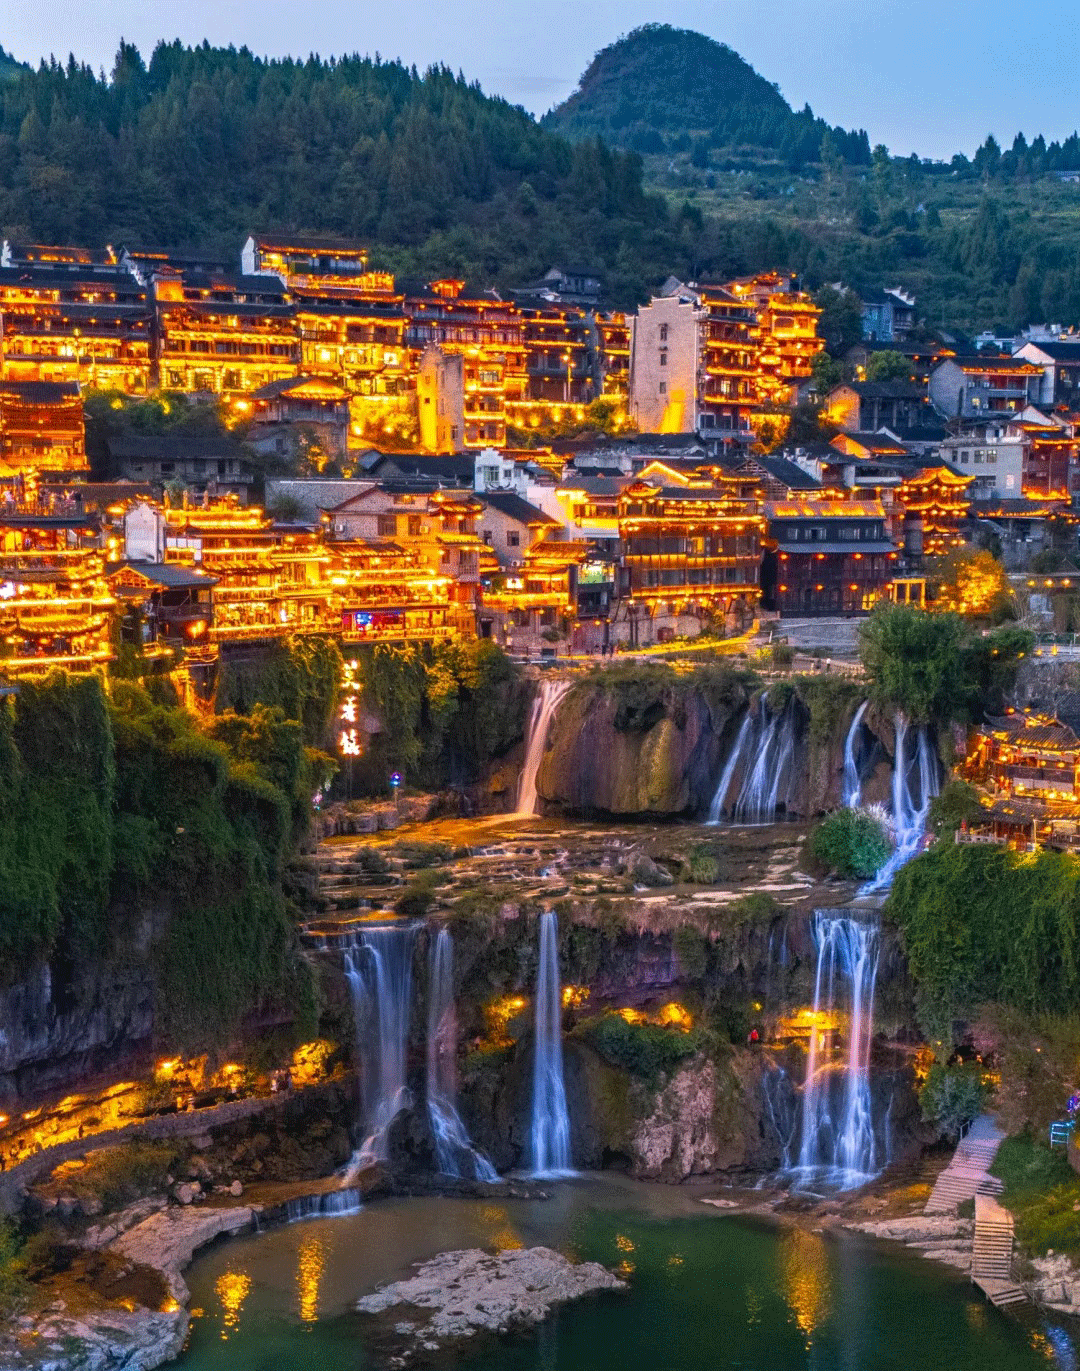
[578,1011,705,1085]
[65,1142,180,1211]
[0,674,114,968]
[394,870,442,918]
[859,605,1030,726]
[990,1134,1080,1257]
[928,778,984,836]
[673,926,708,978]
[809,808,890,879]
[888,844,1080,1051]
[351,640,525,793]
[0,1221,30,1317]
[215,636,343,747]
[769,640,795,668]
[591,660,754,734]
[864,350,912,381]
[919,1063,988,1141]
[930,547,1016,623]
[793,674,862,751]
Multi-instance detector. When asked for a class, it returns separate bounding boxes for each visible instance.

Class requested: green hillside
[544,25,870,168]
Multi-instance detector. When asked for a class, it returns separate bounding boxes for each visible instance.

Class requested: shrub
[770,641,795,667]
[64,1142,180,1211]
[673,925,708,979]
[928,778,984,836]
[0,1221,30,1317]
[808,808,890,879]
[919,1063,988,1141]
[579,1012,704,1085]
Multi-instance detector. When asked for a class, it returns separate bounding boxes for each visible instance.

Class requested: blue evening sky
[5,0,1078,160]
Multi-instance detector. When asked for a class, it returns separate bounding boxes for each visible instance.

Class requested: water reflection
[480,1203,523,1251]
[296,1233,326,1324]
[215,1270,251,1341]
[780,1228,831,1349]
[745,1285,762,1329]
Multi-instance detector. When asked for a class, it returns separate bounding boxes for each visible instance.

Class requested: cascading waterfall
[792,913,881,1190]
[516,679,572,816]
[733,697,798,823]
[344,924,417,1167]
[426,928,498,1182]
[706,714,753,824]
[529,911,574,1178]
[859,712,940,894]
[842,700,870,808]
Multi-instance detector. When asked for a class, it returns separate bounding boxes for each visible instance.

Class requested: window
[659,323,668,342]
[408,515,421,537]
[507,530,520,547]
[377,514,397,536]
[660,351,668,366]
[659,380,667,394]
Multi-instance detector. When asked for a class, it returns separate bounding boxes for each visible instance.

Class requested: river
[177,1176,1077,1370]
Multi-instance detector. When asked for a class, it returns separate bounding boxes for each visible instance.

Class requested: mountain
[544,25,870,167]
[0,46,28,81]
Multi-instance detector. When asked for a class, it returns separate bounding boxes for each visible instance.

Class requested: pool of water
[178,1175,1079,1370]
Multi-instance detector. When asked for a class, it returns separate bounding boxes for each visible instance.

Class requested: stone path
[924,1115,1005,1215]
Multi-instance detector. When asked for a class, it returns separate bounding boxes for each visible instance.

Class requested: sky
[4,0,1079,160]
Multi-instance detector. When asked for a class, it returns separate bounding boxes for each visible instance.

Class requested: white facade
[123,502,166,562]
[939,425,1025,498]
[629,292,703,433]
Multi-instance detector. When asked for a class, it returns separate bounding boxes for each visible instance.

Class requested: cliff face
[533,678,913,821]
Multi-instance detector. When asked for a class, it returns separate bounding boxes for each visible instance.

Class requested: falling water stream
[790,913,882,1191]
[530,911,574,1177]
[860,712,939,894]
[426,928,498,1181]
[706,699,798,824]
[344,924,417,1167]
[517,679,572,816]
[705,714,753,824]
[842,700,870,808]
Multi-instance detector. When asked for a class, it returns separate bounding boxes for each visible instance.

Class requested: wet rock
[111,1205,255,1303]
[629,853,674,888]
[356,1246,625,1364]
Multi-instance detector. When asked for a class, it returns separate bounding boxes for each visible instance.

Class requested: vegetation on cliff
[887,843,1080,1051]
[859,605,1031,726]
[0,665,333,1050]
[350,640,526,794]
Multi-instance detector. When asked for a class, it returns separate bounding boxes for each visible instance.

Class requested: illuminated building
[617,476,764,635]
[477,492,560,563]
[107,560,217,651]
[761,500,896,615]
[823,381,929,434]
[0,494,114,677]
[0,380,87,476]
[513,303,593,417]
[896,462,974,556]
[0,245,152,394]
[249,377,352,463]
[729,274,824,406]
[962,708,1080,850]
[595,312,630,399]
[479,533,580,648]
[328,539,454,645]
[405,280,526,450]
[147,265,299,395]
[929,356,1043,420]
[1018,421,1078,499]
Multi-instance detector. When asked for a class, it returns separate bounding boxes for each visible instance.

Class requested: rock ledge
[356,1245,625,1364]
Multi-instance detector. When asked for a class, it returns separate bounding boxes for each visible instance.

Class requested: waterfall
[733,697,798,823]
[706,713,753,824]
[344,924,417,1166]
[529,911,574,1177]
[426,928,498,1182]
[842,701,869,808]
[284,1188,363,1222]
[516,679,572,816]
[859,712,940,894]
[792,913,881,1190]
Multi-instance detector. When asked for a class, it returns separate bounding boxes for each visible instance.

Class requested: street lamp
[563,352,572,405]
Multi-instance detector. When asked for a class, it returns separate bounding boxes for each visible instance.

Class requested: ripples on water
[178,1176,1079,1371]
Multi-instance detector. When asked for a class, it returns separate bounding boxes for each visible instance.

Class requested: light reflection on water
[178,1177,1080,1371]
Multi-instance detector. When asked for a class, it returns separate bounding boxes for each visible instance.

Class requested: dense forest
[543,24,872,168]
[1,32,1080,326]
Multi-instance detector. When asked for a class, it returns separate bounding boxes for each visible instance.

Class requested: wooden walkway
[923,1115,1026,1308]
[924,1115,1005,1215]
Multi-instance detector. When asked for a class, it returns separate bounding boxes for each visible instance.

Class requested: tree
[931,547,1015,620]
[809,808,890,879]
[810,351,845,393]
[864,350,911,382]
[814,285,863,355]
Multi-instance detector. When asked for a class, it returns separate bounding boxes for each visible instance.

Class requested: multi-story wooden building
[0,379,87,476]
[405,281,526,450]
[761,499,896,615]
[729,273,824,406]
[0,246,153,394]
[0,495,114,677]
[149,266,299,396]
[617,476,763,627]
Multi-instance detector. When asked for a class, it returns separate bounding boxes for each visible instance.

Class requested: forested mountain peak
[544,24,870,167]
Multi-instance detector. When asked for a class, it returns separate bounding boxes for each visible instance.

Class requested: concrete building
[1014,340,1080,412]
[417,345,465,454]
[824,380,930,434]
[477,491,559,566]
[929,357,1043,420]
[938,423,1026,499]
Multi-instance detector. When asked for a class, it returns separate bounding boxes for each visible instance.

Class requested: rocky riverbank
[355,1245,626,1367]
